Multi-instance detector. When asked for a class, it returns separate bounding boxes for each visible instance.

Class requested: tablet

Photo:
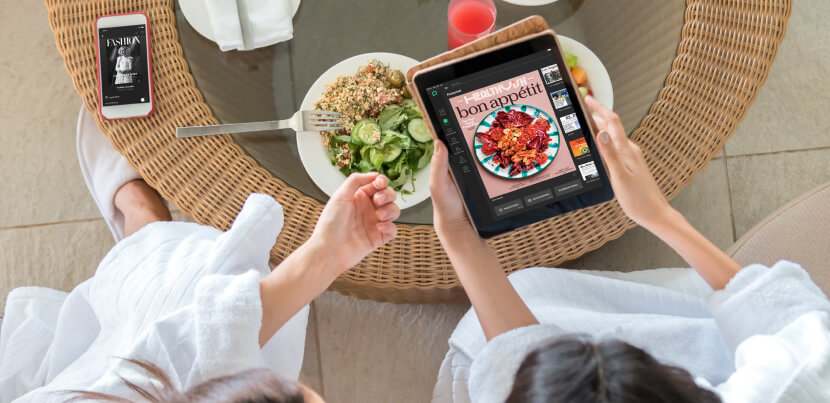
[413,32,613,238]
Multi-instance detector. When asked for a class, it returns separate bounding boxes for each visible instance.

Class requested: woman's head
[65,358,323,403]
[506,336,720,403]
[118,46,127,56]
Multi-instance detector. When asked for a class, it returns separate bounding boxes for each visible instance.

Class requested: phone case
[95,12,155,121]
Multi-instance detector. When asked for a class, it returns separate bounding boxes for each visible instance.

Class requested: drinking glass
[448,0,497,50]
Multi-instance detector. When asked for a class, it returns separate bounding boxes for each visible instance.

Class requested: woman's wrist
[637,204,681,235]
[638,204,741,289]
[435,215,477,240]
[302,235,345,282]
[436,221,489,259]
[640,206,707,258]
[258,237,339,346]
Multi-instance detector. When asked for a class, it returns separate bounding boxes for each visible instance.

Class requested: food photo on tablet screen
[451,72,576,197]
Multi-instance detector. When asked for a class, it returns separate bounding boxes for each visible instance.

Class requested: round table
[174,0,688,225]
[45,0,792,303]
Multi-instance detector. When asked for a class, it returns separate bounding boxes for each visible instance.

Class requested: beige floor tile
[724,0,830,156]
[0,219,115,314]
[299,302,325,398]
[170,210,196,224]
[0,2,99,227]
[727,149,830,239]
[314,291,470,403]
[577,158,733,270]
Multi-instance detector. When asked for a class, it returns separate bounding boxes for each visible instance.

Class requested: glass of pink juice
[448,0,497,50]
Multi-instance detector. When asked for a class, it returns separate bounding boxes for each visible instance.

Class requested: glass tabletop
[175,0,685,224]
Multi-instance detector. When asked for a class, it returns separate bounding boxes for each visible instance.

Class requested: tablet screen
[422,49,604,226]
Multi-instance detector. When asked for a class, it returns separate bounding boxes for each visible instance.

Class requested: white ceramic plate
[297,52,430,210]
[557,35,614,110]
[180,0,301,51]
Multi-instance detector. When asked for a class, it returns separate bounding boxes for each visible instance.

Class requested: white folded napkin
[239,0,294,49]
[205,0,245,51]
[206,0,294,51]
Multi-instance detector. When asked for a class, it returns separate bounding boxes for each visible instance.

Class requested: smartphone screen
[98,24,150,107]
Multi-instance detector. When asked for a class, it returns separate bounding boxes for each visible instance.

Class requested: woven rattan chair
[44,0,792,303]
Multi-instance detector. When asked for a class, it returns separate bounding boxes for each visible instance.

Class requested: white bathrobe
[432,262,830,403]
[0,194,309,402]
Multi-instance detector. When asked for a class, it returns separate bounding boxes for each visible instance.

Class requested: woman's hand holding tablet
[431,141,475,237]
[583,96,671,231]
[579,96,742,289]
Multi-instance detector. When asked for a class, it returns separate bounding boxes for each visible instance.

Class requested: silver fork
[175,110,344,138]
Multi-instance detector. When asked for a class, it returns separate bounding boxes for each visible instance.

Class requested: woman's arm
[583,96,740,290]
[430,143,538,341]
[643,208,741,289]
[441,229,539,341]
[258,173,400,346]
[258,240,337,346]
[583,98,830,397]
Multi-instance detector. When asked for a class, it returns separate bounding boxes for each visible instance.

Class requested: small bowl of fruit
[558,35,614,110]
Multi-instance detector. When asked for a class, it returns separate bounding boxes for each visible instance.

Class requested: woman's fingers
[375,202,401,222]
[358,174,389,199]
[376,221,398,244]
[584,96,626,144]
[591,113,608,130]
[594,129,623,178]
[430,141,450,188]
[372,187,396,207]
[583,96,626,177]
[429,141,455,206]
[336,172,379,201]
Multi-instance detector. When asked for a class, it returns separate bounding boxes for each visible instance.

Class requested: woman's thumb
[592,128,621,175]
[430,141,449,182]
[336,172,378,200]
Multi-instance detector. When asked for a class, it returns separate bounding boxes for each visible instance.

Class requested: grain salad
[314,60,404,139]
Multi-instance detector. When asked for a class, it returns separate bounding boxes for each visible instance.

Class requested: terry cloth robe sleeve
[0,286,75,398]
[0,194,308,402]
[191,269,267,385]
[707,260,830,403]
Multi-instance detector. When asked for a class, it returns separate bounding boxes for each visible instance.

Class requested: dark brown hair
[63,358,304,403]
[506,336,720,403]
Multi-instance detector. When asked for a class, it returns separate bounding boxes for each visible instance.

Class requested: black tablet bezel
[414,33,614,238]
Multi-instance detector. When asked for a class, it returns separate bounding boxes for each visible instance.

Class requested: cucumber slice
[351,119,382,145]
[407,118,432,143]
[383,146,402,162]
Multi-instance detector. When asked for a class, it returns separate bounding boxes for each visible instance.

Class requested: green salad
[327,98,434,194]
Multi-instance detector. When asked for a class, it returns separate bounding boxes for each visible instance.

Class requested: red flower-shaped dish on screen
[476,110,551,177]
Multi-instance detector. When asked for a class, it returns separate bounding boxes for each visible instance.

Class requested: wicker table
[46,0,791,303]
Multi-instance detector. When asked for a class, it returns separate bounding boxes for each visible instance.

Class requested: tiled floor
[1,1,828,402]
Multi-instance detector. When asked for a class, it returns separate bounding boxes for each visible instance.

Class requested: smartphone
[95,13,154,120]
